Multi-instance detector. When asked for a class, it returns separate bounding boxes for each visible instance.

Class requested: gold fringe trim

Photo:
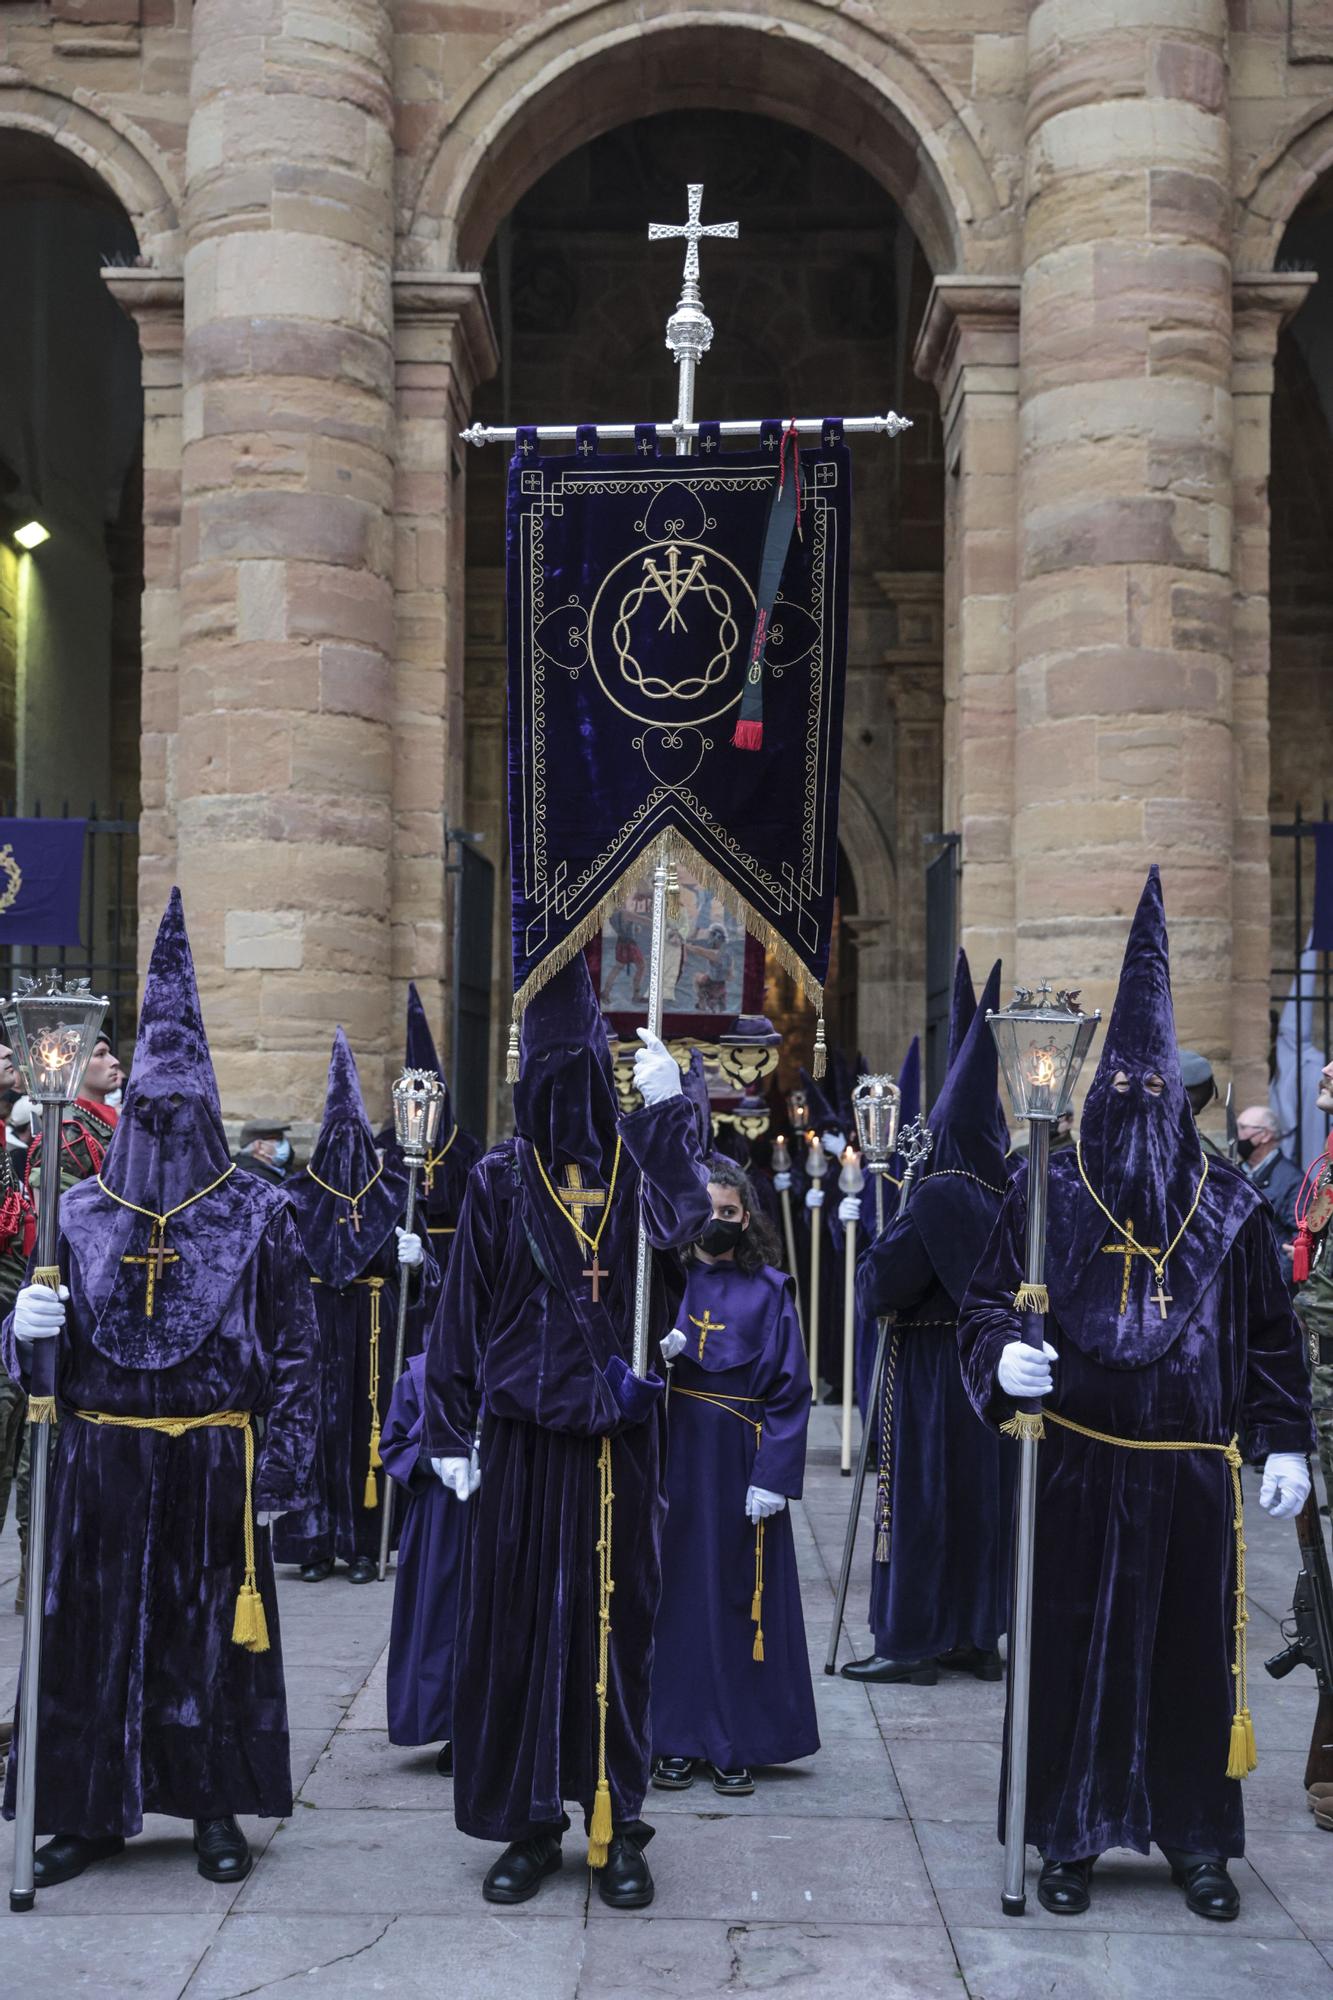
[1012,1283,1049,1314]
[588,1435,615,1868]
[26,1395,58,1427]
[509,828,827,1028]
[1000,1410,1046,1443]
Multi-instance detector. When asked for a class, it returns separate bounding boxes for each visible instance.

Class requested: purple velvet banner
[0,817,86,945]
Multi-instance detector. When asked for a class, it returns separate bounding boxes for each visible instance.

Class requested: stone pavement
[1,1407,1333,1997]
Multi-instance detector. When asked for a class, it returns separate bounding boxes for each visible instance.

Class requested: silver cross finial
[649,186,739,416]
[648,184,739,298]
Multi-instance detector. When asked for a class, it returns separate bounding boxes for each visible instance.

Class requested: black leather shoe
[841,1654,938,1685]
[32,1832,125,1886]
[1167,1854,1239,1921]
[937,1645,1003,1682]
[194,1816,252,1883]
[651,1756,696,1791]
[1037,1856,1095,1915]
[346,1555,377,1585]
[710,1765,754,1796]
[299,1557,334,1582]
[597,1823,655,1909]
[482,1828,563,1904]
[435,1741,453,1776]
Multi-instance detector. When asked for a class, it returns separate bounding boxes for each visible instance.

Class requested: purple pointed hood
[1043,867,1255,1367]
[291,1028,407,1284]
[889,1035,921,1181]
[404,982,455,1137]
[910,962,1009,1307]
[946,948,976,1071]
[60,888,284,1369]
[512,954,619,1178]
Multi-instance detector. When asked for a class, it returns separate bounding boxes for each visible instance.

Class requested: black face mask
[1236,1134,1259,1164]
[699,1216,744,1256]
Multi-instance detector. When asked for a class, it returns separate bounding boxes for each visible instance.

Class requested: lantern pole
[378,1069,445,1582]
[838,1146,865,1474]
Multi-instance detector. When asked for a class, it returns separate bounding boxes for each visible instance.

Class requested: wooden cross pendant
[339,1198,362,1234]
[121,1228,180,1318]
[689,1308,724,1359]
[1149,1275,1172,1320]
[583,1252,610,1304]
[1100,1219,1160,1316]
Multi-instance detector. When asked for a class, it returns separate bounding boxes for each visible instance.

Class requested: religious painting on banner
[589,861,765,1029]
[506,418,851,1072]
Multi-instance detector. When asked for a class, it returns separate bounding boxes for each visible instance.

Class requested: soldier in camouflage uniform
[1293,1062,1333,1507]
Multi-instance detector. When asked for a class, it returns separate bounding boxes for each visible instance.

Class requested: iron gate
[923,831,960,1108]
[449,832,494,1142]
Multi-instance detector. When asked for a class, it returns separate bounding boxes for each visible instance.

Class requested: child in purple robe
[381,1351,462,1771]
[652,1159,818,1793]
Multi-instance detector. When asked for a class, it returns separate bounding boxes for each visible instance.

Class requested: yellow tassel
[364,1466,379,1509]
[587,1779,613,1868]
[1000,1410,1046,1443]
[232,1582,270,1655]
[1244,1708,1257,1773]
[751,1586,762,1623]
[370,1425,382,1471]
[1226,1709,1256,1781]
[813,1012,827,1080]
[752,1628,765,1663]
[506,1017,521,1085]
[1012,1283,1049,1314]
[26,1396,58,1427]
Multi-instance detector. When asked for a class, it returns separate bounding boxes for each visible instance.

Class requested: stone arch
[402,1,1007,280]
[0,75,181,263]
[1237,102,1333,272]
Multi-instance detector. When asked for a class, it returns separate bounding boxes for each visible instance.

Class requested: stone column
[913,279,1020,985]
[103,270,184,987]
[179,0,395,1119]
[390,274,497,1058]
[1017,1,1233,1047]
[1231,273,1315,1101]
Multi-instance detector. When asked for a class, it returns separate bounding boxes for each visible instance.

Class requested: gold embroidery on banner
[0,844,23,915]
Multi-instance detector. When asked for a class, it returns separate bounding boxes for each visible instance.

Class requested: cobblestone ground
[2,1407,1332,1996]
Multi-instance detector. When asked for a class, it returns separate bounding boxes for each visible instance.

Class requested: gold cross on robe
[557,1164,608,1232]
[1100,1219,1160,1316]
[689,1309,724,1360]
[121,1227,181,1318]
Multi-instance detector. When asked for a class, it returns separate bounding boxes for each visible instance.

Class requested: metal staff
[986,986,1099,1916]
[838,1145,865,1474]
[805,1132,829,1401]
[816,1104,928,1680]
[6,975,108,1912]
[770,1134,806,1352]
[377,1066,445,1581]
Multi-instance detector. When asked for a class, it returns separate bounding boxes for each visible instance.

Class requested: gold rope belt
[1001,1405,1254,1781]
[72,1408,269,1654]
[672,1387,769,1663]
[310,1274,387,1509]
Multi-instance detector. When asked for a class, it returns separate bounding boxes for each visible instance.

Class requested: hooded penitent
[65,888,281,1369]
[910,960,1009,1308]
[289,1029,407,1289]
[513,954,621,1179]
[1044,865,1227,1368]
[379,982,481,1232]
[946,947,976,1070]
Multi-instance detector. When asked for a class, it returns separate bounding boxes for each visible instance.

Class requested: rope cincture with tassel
[506,1016,521,1086]
[26,1263,63,1427]
[364,1276,385,1510]
[751,1518,766,1663]
[588,1434,616,1869]
[874,1322,900,1565]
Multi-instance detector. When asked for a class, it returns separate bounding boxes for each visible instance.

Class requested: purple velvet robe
[423,1096,711,1843]
[652,1260,819,1769]
[2,1202,319,1836]
[959,1161,1313,1862]
[381,1352,460,1747]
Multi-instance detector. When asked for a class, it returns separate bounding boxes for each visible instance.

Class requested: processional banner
[506,418,852,1043]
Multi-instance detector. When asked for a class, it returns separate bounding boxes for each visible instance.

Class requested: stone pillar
[913,280,1020,983]
[179,0,395,1119]
[1017,1,1233,1047]
[390,274,497,1058]
[1231,273,1315,1101]
[103,270,184,989]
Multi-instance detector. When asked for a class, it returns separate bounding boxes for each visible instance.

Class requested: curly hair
[697,1156,783,1275]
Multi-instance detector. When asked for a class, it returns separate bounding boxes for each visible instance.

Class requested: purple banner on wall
[1313,823,1333,955]
[0,818,86,945]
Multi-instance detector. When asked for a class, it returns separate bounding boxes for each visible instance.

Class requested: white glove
[396,1227,424,1269]
[805,1186,824,1212]
[996,1339,1057,1399]
[257,1511,290,1528]
[1259,1452,1311,1520]
[15,1283,67,1342]
[838,1194,861,1224]
[432,1455,480,1501]
[660,1329,688,1362]
[633,1028,682,1106]
[773,1171,792,1193]
[746,1485,787,1523]
[820,1131,846,1159]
